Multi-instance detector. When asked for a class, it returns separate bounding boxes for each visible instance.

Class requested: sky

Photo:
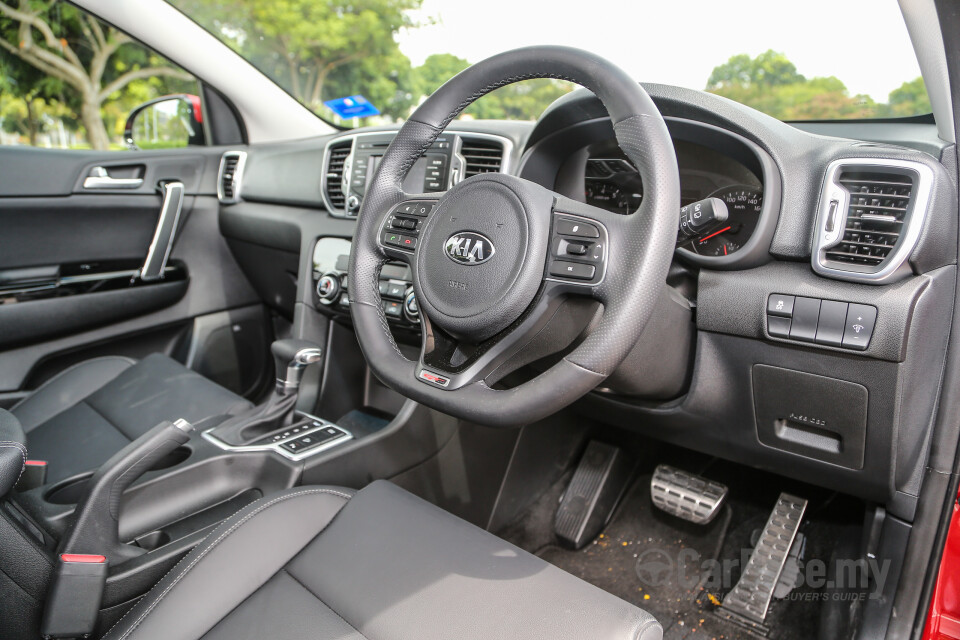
[397,0,923,102]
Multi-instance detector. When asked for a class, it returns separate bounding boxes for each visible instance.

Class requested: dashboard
[216,81,957,516]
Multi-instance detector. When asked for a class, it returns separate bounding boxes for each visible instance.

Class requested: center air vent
[460,138,504,177]
[218,151,246,204]
[324,140,352,212]
[812,158,933,283]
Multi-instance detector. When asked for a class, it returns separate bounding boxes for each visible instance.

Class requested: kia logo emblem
[444,232,495,265]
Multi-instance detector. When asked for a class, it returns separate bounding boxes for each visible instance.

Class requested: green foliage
[411,53,573,121]
[887,77,931,117]
[706,49,928,120]
[0,0,195,148]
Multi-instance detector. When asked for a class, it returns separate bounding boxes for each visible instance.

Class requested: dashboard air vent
[217,151,246,204]
[823,171,913,266]
[324,141,352,211]
[812,158,933,283]
[461,139,504,177]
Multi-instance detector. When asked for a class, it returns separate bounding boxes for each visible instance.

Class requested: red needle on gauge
[698,226,731,243]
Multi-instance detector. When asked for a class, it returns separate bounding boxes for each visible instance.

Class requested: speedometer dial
[682,185,763,256]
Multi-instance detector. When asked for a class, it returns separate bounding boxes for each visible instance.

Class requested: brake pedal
[554,441,632,549]
[650,465,728,524]
[721,493,808,623]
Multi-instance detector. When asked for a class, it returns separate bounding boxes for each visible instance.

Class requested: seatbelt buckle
[15,460,47,492]
[40,554,108,639]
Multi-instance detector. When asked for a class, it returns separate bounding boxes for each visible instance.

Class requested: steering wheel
[349,46,679,427]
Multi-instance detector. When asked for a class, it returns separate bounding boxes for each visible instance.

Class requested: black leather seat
[100,480,662,640]
[11,354,251,484]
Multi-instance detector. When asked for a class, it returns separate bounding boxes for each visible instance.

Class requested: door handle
[141,181,185,281]
[83,166,144,190]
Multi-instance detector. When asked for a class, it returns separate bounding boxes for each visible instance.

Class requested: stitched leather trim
[104,488,352,640]
[0,440,27,487]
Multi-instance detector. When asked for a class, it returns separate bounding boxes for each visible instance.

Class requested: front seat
[11,354,251,484]
[100,480,661,640]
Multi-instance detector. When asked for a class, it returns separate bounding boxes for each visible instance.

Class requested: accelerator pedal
[554,441,632,549]
[650,464,728,524]
[721,493,808,623]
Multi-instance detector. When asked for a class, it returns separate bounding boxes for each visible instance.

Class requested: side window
[0,1,200,150]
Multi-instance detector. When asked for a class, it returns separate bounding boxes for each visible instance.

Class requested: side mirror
[123,94,205,150]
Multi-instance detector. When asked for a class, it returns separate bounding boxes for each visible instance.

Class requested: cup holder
[43,446,192,505]
[44,474,93,505]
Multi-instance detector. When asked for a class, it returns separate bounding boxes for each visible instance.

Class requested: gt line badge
[444,232,495,265]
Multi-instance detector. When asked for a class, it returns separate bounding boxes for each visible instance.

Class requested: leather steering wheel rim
[349,45,679,427]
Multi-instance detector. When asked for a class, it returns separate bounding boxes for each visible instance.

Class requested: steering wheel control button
[788,297,821,342]
[556,218,599,238]
[767,294,795,317]
[395,203,416,214]
[550,261,596,280]
[842,304,877,350]
[767,315,791,338]
[411,202,434,217]
[383,231,402,246]
[418,369,450,387]
[399,235,417,249]
[565,242,588,256]
[814,300,849,347]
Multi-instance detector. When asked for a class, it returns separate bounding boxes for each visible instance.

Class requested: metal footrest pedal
[650,464,728,524]
[721,493,808,624]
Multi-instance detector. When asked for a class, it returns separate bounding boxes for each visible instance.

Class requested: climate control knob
[316,273,341,305]
[404,289,419,322]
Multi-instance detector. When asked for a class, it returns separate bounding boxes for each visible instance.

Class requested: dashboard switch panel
[788,297,820,342]
[765,293,878,352]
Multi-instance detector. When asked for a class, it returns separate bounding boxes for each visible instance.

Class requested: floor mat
[537,476,733,636]
[506,458,863,640]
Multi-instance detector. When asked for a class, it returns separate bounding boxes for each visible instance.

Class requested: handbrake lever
[41,419,194,638]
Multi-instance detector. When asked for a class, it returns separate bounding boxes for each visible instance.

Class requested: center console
[311,237,421,332]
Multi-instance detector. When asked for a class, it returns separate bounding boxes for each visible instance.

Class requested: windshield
[169,0,930,125]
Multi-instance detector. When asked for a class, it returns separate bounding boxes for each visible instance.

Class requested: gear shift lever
[205,339,324,447]
[272,339,324,396]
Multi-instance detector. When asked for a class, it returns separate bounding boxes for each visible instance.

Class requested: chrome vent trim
[217,151,247,204]
[812,158,933,284]
[321,139,353,214]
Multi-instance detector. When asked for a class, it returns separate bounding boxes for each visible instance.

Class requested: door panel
[0,147,263,395]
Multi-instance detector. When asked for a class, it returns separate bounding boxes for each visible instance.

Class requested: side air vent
[323,140,352,212]
[812,158,934,283]
[217,151,247,204]
[824,172,912,266]
[460,138,504,177]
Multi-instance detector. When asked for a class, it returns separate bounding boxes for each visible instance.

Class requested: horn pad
[413,174,553,342]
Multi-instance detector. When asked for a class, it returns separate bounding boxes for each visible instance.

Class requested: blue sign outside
[323,95,380,119]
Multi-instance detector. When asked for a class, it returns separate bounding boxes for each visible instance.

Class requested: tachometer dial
[683,185,762,256]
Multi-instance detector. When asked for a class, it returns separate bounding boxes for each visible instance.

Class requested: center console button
[767,315,791,338]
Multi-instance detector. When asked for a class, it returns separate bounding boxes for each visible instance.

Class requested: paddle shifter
[204,339,325,447]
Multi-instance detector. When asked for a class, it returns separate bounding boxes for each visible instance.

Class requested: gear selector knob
[272,339,323,396]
